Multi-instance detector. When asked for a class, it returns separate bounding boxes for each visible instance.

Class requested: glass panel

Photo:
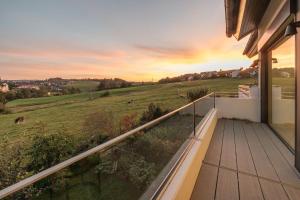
[2,94,216,200]
[269,37,295,150]
[4,111,195,200]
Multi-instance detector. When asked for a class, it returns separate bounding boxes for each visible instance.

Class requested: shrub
[186,88,209,102]
[140,103,169,124]
[120,113,138,132]
[82,111,116,147]
[0,103,4,111]
[27,133,73,173]
[128,156,156,189]
[0,145,26,190]
[99,90,110,97]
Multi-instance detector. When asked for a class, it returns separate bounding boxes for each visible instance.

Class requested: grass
[0,78,256,149]
[32,114,200,200]
[272,77,295,93]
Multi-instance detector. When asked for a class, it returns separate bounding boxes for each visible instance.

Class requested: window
[268,37,295,150]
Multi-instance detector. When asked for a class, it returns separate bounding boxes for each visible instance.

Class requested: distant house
[280,71,290,78]
[0,83,9,93]
[230,69,241,78]
[17,85,40,90]
[217,68,242,78]
[200,71,217,79]
[239,65,258,78]
[187,76,194,81]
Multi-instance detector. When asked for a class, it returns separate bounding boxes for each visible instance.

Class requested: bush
[140,103,169,124]
[120,113,138,132]
[187,88,209,102]
[62,87,81,95]
[99,90,110,97]
[128,156,156,189]
[0,103,6,113]
[0,101,11,114]
[82,111,116,147]
[26,123,74,172]
[0,145,26,190]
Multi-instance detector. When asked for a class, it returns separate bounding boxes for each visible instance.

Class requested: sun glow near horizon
[0,0,251,81]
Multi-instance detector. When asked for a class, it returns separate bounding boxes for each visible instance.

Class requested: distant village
[0,78,133,96]
[0,78,68,94]
[0,60,294,96]
[158,59,294,84]
[158,61,259,84]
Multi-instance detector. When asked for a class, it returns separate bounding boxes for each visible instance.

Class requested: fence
[0,93,215,200]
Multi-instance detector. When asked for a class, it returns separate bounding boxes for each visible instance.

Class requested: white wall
[215,97,260,122]
[179,97,261,122]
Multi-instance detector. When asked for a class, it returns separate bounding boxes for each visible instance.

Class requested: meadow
[1,78,261,199]
[0,78,256,149]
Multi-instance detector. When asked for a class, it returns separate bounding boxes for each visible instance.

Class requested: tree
[94,157,113,193]
[120,113,138,132]
[26,123,74,172]
[82,111,117,148]
[186,88,209,102]
[0,92,8,113]
[140,103,168,124]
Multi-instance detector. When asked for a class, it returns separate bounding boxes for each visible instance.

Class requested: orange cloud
[0,34,251,81]
[0,47,126,60]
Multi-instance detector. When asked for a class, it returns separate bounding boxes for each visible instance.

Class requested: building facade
[0,83,9,93]
[225,0,300,171]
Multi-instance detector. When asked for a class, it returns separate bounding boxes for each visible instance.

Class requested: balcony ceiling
[225,0,270,40]
[243,30,258,57]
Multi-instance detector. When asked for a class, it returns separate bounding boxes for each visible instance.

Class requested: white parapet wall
[215,97,260,122]
[179,97,260,122]
[158,108,218,200]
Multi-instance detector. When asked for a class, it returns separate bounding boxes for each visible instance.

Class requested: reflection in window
[269,37,295,150]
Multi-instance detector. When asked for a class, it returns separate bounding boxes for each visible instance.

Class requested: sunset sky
[0,0,251,81]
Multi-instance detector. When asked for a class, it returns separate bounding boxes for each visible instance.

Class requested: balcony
[0,93,299,200]
[191,119,300,200]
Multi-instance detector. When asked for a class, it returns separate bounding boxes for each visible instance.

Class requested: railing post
[193,102,196,136]
[214,92,216,108]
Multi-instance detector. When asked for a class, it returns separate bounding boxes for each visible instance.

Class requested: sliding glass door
[268,37,296,150]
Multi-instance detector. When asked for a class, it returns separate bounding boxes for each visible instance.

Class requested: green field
[0,78,256,149]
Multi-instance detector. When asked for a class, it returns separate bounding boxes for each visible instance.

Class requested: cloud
[135,45,198,58]
[0,47,126,60]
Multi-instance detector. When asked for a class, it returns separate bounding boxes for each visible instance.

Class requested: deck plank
[204,119,225,166]
[253,123,300,187]
[284,185,300,200]
[215,168,239,200]
[261,124,300,177]
[259,179,289,200]
[238,173,264,200]
[261,124,295,166]
[242,121,279,181]
[191,119,300,200]
[190,164,218,200]
[234,120,256,175]
[220,119,237,170]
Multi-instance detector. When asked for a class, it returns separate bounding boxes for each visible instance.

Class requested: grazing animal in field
[127,99,133,104]
[15,117,25,124]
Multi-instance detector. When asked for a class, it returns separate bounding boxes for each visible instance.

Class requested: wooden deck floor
[191,119,300,200]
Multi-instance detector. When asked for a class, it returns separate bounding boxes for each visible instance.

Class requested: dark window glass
[268,37,295,150]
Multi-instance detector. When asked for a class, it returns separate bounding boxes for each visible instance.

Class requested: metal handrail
[0,92,215,199]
